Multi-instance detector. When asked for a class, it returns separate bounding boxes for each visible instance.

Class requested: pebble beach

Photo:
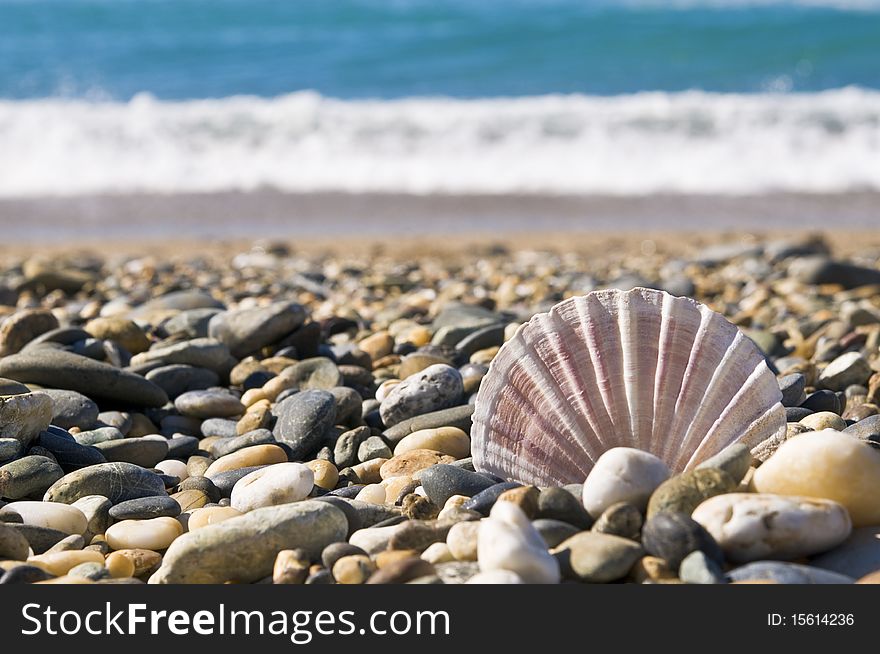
[1,231,880,585]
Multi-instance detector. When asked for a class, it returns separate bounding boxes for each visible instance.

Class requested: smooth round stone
[36,428,107,470]
[0,309,59,356]
[779,373,807,407]
[204,444,288,478]
[113,548,163,577]
[582,448,670,518]
[154,459,188,481]
[359,331,395,360]
[380,449,456,480]
[692,493,851,563]
[393,427,470,459]
[727,561,854,584]
[333,554,376,584]
[97,411,132,435]
[397,354,450,380]
[810,526,880,579]
[801,390,841,414]
[305,459,338,490]
[187,506,242,531]
[354,484,388,505]
[591,502,643,541]
[146,365,220,399]
[379,364,464,428]
[94,436,169,468]
[462,482,520,516]
[208,465,266,497]
[71,495,111,538]
[356,435,391,463]
[497,485,539,518]
[477,501,559,584]
[73,427,124,446]
[314,497,400,536]
[28,550,104,576]
[1,501,87,535]
[230,462,314,512]
[210,428,276,458]
[382,405,474,445]
[0,349,168,407]
[679,550,727,584]
[106,517,183,551]
[800,411,847,431]
[0,523,30,561]
[45,533,85,553]
[695,443,753,484]
[0,563,54,584]
[0,392,54,447]
[552,531,644,583]
[646,467,737,519]
[366,557,436,585]
[176,476,221,503]
[321,542,368,571]
[446,521,481,561]
[175,389,244,419]
[419,464,496,507]
[0,455,64,500]
[43,462,167,504]
[149,501,348,584]
[421,541,455,564]
[37,389,99,431]
[818,352,872,392]
[642,512,723,570]
[535,487,593,529]
[170,489,209,512]
[129,338,233,376]
[208,302,306,359]
[272,390,337,462]
[85,317,151,354]
[8,524,68,553]
[753,429,880,527]
[109,495,182,521]
[200,418,238,438]
[105,551,136,578]
[281,358,342,391]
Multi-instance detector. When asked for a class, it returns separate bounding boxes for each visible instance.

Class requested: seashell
[472,287,785,486]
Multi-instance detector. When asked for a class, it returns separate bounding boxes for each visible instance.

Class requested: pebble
[552,531,644,583]
[477,501,559,584]
[382,405,474,445]
[211,428,277,458]
[0,392,54,447]
[106,517,183,550]
[187,506,243,531]
[147,365,221,400]
[43,462,167,504]
[84,316,151,354]
[421,542,455,564]
[463,482,521,516]
[592,502,643,540]
[0,309,59,356]
[692,493,851,563]
[208,301,306,358]
[642,512,723,570]
[809,526,880,579]
[130,338,233,376]
[109,495,182,520]
[358,435,393,462]
[36,428,107,469]
[154,459,188,481]
[94,436,169,468]
[778,373,807,407]
[582,447,670,517]
[0,437,21,461]
[1,501,88,535]
[175,389,244,419]
[272,390,337,461]
[305,459,339,490]
[380,449,456,479]
[419,464,497,507]
[8,524,68,553]
[800,411,847,431]
[272,548,310,584]
[496,485,539,518]
[0,523,30,561]
[646,467,737,518]
[379,364,464,428]
[535,486,593,529]
[37,389,99,430]
[203,444,288,478]
[727,561,854,584]
[752,429,880,527]
[393,427,471,459]
[71,495,111,538]
[679,550,727,584]
[695,443,753,484]
[818,352,873,391]
[366,557,435,584]
[28,550,104,576]
[113,548,163,577]
[801,390,842,414]
[105,551,136,578]
[354,484,387,504]
[0,456,64,500]
[0,349,168,407]
[230,462,314,512]
[446,520,481,561]
[333,554,376,584]
[630,555,676,583]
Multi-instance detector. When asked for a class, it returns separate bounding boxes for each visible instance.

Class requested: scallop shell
[472,287,786,486]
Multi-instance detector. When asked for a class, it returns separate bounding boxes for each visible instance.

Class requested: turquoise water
[2,0,879,99]
[1,0,879,197]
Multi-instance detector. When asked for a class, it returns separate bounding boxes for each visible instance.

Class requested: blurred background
[0,0,878,241]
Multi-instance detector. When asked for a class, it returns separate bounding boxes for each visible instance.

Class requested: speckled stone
[646,467,737,519]
[379,364,464,428]
[43,462,167,504]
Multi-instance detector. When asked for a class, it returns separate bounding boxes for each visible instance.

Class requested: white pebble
[230,463,314,513]
[582,447,670,517]
[477,501,559,584]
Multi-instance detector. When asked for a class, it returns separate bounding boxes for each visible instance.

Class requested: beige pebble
[332,555,376,584]
[187,506,243,531]
[105,551,136,578]
[800,411,847,431]
[375,379,400,403]
[261,375,297,402]
[154,459,189,481]
[113,548,163,577]
[2,501,87,535]
[204,444,288,478]
[306,459,339,490]
[241,388,268,407]
[170,489,209,512]
[380,449,456,480]
[351,458,387,484]
[393,427,470,459]
[446,521,481,561]
[421,542,455,564]
[106,517,183,551]
[356,484,388,505]
[29,550,104,576]
[359,332,395,360]
[383,475,415,504]
[470,346,499,365]
[273,549,310,584]
[375,549,420,568]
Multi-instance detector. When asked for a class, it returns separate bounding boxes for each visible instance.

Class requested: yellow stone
[29,550,104,576]
[383,475,415,504]
[332,555,376,584]
[753,429,880,527]
[359,331,395,360]
[105,551,135,578]
[470,346,499,365]
[241,388,268,407]
[393,427,470,459]
[204,444,288,477]
[375,549,419,568]
[305,459,339,490]
[380,449,456,480]
[351,458,387,484]
[105,517,184,551]
[187,506,243,531]
[113,548,162,577]
[273,549,310,584]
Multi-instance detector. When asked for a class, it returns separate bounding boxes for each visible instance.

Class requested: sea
[1,0,880,199]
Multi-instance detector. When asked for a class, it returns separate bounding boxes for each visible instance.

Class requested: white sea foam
[1,88,879,197]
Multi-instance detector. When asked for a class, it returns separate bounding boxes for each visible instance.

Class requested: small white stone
[348,525,405,555]
[3,501,87,535]
[582,447,670,517]
[477,501,559,584]
[692,493,852,563]
[105,517,183,551]
[355,484,387,505]
[421,542,455,564]
[154,459,189,481]
[466,570,525,584]
[230,462,314,513]
[446,520,481,561]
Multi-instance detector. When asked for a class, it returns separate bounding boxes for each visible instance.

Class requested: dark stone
[642,512,723,571]
[0,564,55,584]
[778,373,807,408]
[145,364,220,399]
[36,428,106,471]
[37,389,100,430]
[94,437,169,469]
[166,435,200,459]
[418,464,497,507]
[801,390,842,414]
[211,429,276,458]
[533,519,581,549]
[109,495,182,520]
[536,486,594,529]
[7,523,69,554]
[785,407,814,422]
[43,462,168,504]
[790,257,880,289]
[0,455,64,500]
[176,476,221,504]
[313,496,401,537]
[454,324,505,359]
[462,482,521,516]
[0,522,31,560]
[273,390,337,461]
[210,466,267,497]
[382,404,474,445]
[592,502,643,541]
[328,484,364,499]
[321,542,368,571]
[333,426,370,469]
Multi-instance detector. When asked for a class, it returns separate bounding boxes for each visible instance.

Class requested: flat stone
[0,522,33,561]
[728,561,854,584]
[819,352,873,391]
[552,531,644,583]
[204,444,288,478]
[778,373,807,407]
[0,392,54,447]
[393,427,470,459]
[174,389,244,419]
[35,389,99,431]
[0,564,55,583]
[149,501,348,584]
[0,456,64,499]
[129,338,234,376]
[382,405,474,445]
[397,354,451,380]
[379,364,464,428]
[106,517,183,551]
[280,358,342,391]
[642,512,723,570]
[693,493,851,563]
[0,349,168,407]
[109,495,182,520]
[72,427,124,446]
[201,418,238,438]
[843,414,880,444]
[753,429,880,527]
[1,501,87,535]
[36,428,107,470]
[800,411,847,431]
[230,462,314,512]
[313,496,401,536]
[272,390,337,461]
[84,317,151,354]
[94,436,169,469]
[44,462,167,504]
[646,467,737,519]
[0,309,59,357]
[146,365,220,399]
[211,429,276,458]
[162,308,223,340]
[419,464,497,507]
[208,301,307,358]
